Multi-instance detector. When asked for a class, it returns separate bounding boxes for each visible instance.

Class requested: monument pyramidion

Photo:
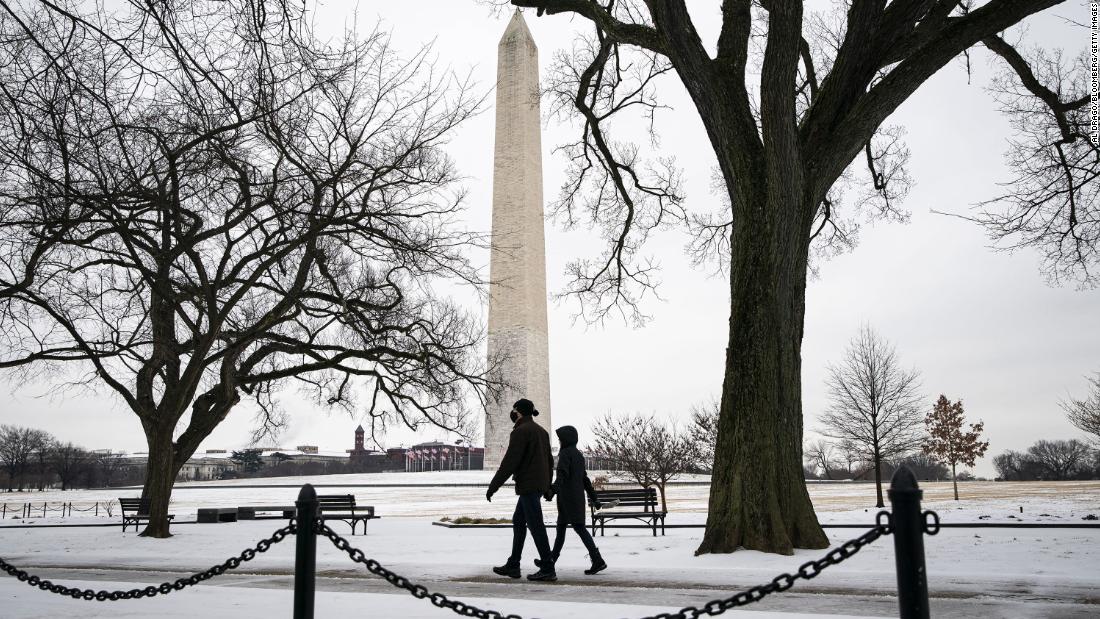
[484,10,551,469]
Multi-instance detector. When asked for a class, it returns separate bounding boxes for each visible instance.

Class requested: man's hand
[543,490,554,502]
[485,488,494,502]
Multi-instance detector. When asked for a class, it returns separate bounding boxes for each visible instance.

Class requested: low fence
[0,468,941,618]
[1,501,116,520]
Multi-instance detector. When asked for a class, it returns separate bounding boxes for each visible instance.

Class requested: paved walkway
[5,565,1096,618]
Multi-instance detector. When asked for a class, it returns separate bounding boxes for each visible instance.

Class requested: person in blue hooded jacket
[539,425,607,575]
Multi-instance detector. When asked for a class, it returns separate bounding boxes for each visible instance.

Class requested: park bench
[237,495,376,534]
[197,507,238,523]
[118,498,175,533]
[590,487,666,537]
[317,494,375,535]
[237,505,296,520]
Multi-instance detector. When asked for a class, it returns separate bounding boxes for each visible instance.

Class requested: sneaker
[526,567,557,582]
[492,564,521,579]
[584,557,607,575]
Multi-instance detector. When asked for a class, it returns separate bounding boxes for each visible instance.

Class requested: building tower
[354,425,365,453]
[484,10,551,469]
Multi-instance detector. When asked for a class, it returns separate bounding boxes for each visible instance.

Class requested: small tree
[1062,372,1100,447]
[687,399,720,472]
[922,395,989,500]
[820,326,924,507]
[591,413,694,512]
[838,439,869,479]
[804,439,836,480]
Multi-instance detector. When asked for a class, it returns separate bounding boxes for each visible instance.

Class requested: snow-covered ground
[2,472,1098,617]
[0,579,878,619]
[4,471,1097,523]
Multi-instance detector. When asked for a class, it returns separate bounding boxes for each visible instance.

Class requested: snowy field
[3,470,1098,523]
[2,472,1098,617]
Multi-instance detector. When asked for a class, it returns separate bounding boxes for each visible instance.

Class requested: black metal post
[293,484,318,619]
[888,465,930,619]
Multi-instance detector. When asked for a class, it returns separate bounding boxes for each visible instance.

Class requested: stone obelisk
[484,10,551,469]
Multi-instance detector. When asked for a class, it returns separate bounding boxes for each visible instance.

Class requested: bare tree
[687,398,720,472]
[804,439,836,480]
[591,412,694,512]
[94,450,126,488]
[30,433,56,490]
[993,450,1028,481]
[838,439,869,478]
[820,326,924,507]
[888,452,949,481]
[0,1,490,536]
[1027,439,1093,480]
[495,0,1087,555]
[51,442,89,491]
[1062,372,1100,446]
[922,395,989,500]
[0,425,52,491]
[970,38,1099,288]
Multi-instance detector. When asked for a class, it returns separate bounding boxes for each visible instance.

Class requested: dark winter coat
[488,415,553,496]
[550,426,599,524]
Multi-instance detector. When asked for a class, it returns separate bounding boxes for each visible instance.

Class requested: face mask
[510,410,519,423]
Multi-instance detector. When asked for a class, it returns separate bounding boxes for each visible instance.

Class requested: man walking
[486,398,556,581]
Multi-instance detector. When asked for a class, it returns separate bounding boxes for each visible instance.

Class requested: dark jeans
[507,492,554,568]
[551,522,600,560]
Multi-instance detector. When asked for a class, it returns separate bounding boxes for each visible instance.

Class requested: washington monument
[484,10,551,468]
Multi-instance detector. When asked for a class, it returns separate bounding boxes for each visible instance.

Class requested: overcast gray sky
[2,1,1097,477]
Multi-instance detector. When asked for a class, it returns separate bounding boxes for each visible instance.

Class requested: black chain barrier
[0,523,294,601]
[644,512,894,619]
[0,470,940,618]
[317,513,895,619]
[316,521,521,619]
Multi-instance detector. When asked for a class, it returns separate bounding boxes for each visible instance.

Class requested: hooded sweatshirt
[550,426,599,524]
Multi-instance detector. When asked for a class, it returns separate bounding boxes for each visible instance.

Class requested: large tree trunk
[136,389,236,538]
[696,191,829,555]
[139,426,182,538]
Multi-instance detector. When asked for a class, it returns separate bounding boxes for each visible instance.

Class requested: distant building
[121,452,236,482]
[256,448,347,467]
[346,425,373,462]
[179,454,236,481]
[117,425,482,480]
